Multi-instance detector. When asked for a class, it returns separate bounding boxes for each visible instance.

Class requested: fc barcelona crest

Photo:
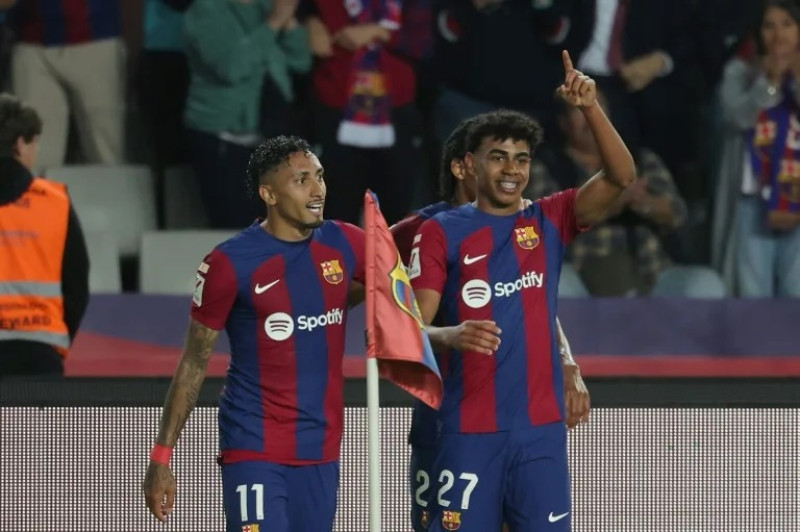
[515,226,540,250]
[320,259,344,284]
[389,255,425,328]
[441,510,462,530]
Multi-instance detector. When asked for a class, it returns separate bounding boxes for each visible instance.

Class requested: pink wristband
[149,444,173,465]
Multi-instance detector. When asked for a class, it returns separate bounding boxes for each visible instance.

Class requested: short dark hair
[0,93,42,158]
[246,135,312,198]
[439,116,478,200]
[465,109,543,155]
[756,0,800,55]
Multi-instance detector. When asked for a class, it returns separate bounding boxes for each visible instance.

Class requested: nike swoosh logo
[463,254,487,265]
[254,280,280,294]
[548,512,569,523]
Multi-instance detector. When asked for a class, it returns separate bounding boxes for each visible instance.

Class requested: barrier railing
[1,378,797,531]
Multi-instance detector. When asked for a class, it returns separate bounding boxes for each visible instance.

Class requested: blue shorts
[425,423,571,532]
[221,460,339,532]
[409,444,436,532]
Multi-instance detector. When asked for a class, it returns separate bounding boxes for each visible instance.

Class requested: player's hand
[619,52,665,92]
[334,24,391,51]
[620,176,648,206]
[143,462,177,522]
[556,50,597,109]
[446,320,501,355]
[307,16,334,57]
[520,198,532,209]
[268,0,300,29]
[563,363,590,429]
[767,210,800,231]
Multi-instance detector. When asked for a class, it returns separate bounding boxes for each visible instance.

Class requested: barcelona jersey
[191,220,364,465]
[409,189,583,433]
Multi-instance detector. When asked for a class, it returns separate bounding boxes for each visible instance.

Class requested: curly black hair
[438,116,479,200]
[246,135,312,199]
[0,93,42,158]
[464,109,543,156]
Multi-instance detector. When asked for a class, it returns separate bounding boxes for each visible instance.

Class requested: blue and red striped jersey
[191,221,365,465]
[391,200,450,265]
[409,189,583,433]
[391,200,451,448]
[12,0,122,46]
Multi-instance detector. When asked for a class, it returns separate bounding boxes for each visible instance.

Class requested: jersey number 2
[415,470,479,510]
[235,483,264,522]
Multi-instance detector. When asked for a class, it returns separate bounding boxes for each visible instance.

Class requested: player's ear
[464,152,476,176]
[450,158,466,181]
[259,182,277,206]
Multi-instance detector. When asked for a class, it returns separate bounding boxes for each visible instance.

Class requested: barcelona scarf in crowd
[749,77,800,227]
[336,0,402,149]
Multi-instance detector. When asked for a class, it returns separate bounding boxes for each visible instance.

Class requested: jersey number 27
[415,469,479,510]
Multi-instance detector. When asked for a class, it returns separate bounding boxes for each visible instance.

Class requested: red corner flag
[364,191,443,409]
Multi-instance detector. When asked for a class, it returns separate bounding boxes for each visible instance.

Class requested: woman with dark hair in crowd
[713,0,800,297]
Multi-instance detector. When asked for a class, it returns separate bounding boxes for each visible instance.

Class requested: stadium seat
[139,230,236,294]
[163,164,209,229]
[558,263,590,297]
[651,266,728,299]
[84,230,122,294]
[45,164,157,257]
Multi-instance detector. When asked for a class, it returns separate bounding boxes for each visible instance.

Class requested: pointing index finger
[562,50,573,72]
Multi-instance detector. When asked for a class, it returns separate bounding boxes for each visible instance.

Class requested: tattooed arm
[143,318,220,522]
[143,249,236,522]
[156,318,219,446]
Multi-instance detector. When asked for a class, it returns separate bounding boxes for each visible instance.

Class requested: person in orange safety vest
[0,93,89,376]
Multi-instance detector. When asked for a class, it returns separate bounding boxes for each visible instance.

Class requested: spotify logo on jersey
[461,280,492,309]
[263,308,345,341]
[461,271,544,309]
[264,312,295,341]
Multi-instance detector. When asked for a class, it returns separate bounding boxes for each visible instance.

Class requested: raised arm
[184,1,307,84]
[555,50,636,227]
[720,58,781,131]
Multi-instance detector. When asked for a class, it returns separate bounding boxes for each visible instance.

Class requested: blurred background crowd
[1,0,798,299]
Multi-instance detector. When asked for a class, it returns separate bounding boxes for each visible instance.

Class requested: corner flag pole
[365,194,382,532]
[366,355,382,532]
